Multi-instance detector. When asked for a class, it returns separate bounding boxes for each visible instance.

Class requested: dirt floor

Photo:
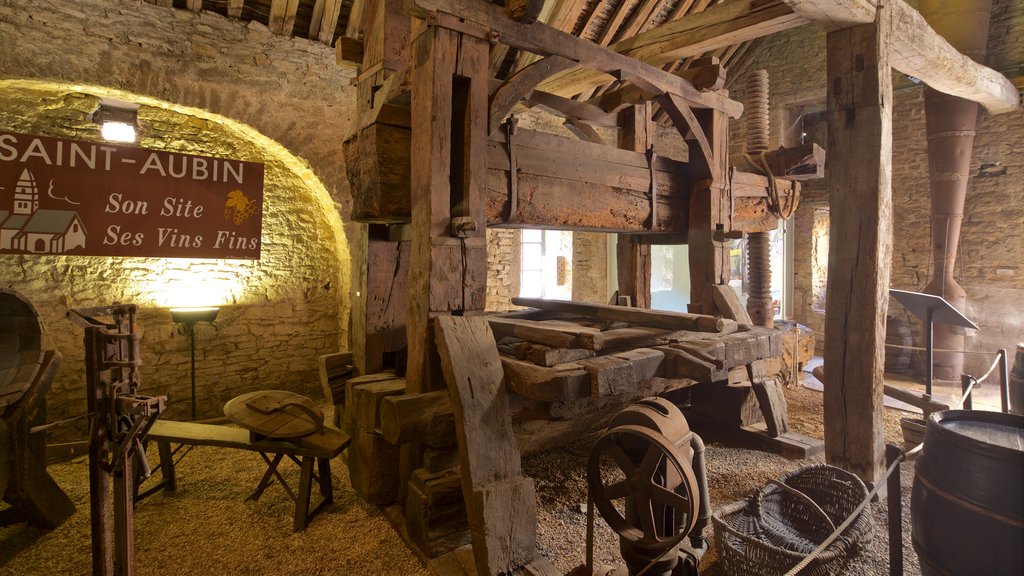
[1,376,925,576]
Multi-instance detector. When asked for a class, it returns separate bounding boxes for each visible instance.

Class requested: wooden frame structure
[340,0,1018,571]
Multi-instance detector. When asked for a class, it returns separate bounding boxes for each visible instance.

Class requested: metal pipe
[919,0,993,380]
[998,348,1009,414]
[689,432,711,551]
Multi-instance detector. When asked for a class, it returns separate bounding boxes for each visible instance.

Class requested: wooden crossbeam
[538,0,806,97]
[410,0,743,117]
[783,0,1019,113]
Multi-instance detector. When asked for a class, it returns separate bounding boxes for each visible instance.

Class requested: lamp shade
[170,307,219,324]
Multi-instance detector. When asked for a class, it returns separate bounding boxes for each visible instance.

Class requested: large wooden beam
[538,0,807,97]
[410,0,743,118]
[784,0,1018,113]
[823,4,892,484]
[616,104,654,308]
[407,25,490,393]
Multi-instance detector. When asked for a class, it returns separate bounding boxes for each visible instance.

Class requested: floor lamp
[170,307,219,420]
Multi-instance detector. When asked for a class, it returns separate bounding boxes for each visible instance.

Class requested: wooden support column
[351,224,410,376]
[407,23,489,394]
[823,5,892,484]
[616,103,653,308]
[685,107,730,315]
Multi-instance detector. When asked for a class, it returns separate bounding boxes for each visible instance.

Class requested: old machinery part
[746,231,774,327]
[744,69,770,157]
[587,398,708,576]
[919,0,994,380]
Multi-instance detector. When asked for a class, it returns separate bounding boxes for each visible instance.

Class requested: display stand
[889,289,978,395]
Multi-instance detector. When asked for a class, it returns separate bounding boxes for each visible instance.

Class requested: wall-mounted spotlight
[93,98,139,143]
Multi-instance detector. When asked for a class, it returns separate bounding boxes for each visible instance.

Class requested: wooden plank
[523,344,595,367]
[785,0,1017,113]
[500,357,591,402]
[823,4,892,483]
[512,297,735,333]
[751,372,789,437]
[578,325,682,351]
[538,0,807,96]
[579,348,665,397]
[487,316,599,348]
[379,390,457,446]
[712,284,753,325]
[352,379,406,432]
[268,0,300,35]
[343,371,400,433]
[409,0,743,118]
[348,426,401,505]
[434,316,536,575]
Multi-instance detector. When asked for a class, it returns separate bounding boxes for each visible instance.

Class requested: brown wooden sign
[0,130,264,259]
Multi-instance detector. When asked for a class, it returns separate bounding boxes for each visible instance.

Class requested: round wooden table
[223,390,324,439]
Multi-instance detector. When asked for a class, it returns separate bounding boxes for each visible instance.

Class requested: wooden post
[407,24,490,394]
[616,103,653,308]
[351,224,410,376]
[823,5,892,484]
[685,107,730,315]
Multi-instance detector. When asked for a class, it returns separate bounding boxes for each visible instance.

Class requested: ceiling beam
[538,0,805,97]
[227,0,244,18]
[314,0,344,44]
[411,0,743,117]
[783,0,1019,113]
[269,0,301,35]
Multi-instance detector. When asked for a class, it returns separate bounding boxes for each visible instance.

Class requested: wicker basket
[711,464,874,576]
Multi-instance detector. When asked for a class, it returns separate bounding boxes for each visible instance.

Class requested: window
[519,229,572,300]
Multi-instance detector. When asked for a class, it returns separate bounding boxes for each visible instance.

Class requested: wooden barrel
[1010,343,1024,416]
[0,289,44,410]
[911,410,1024,576]
[884,314,912,373]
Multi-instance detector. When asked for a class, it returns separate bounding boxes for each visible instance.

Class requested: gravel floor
[1,379,922,575]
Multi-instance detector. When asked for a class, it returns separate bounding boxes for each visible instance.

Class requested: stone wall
[0,0,353,426]
[730,0,1024,373]
[486,228,520,311]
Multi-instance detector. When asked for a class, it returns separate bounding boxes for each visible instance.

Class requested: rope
[745,150,800,219]
[883,343,1000,356]
[970,353,1002,384]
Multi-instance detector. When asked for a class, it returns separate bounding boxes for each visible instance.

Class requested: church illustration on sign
[0,168,87,254]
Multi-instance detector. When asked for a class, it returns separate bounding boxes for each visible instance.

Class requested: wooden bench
[142,419,351,531]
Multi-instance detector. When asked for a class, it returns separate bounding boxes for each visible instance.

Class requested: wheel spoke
[606,442,636,475]
[635,496,658,540]
[602,480,631,501]
[637,444,663,480]
[652,484,692,516]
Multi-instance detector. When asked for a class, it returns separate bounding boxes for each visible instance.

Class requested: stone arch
[0,78,350,424]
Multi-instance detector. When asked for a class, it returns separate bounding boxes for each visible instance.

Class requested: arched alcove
[0,80,350,426]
